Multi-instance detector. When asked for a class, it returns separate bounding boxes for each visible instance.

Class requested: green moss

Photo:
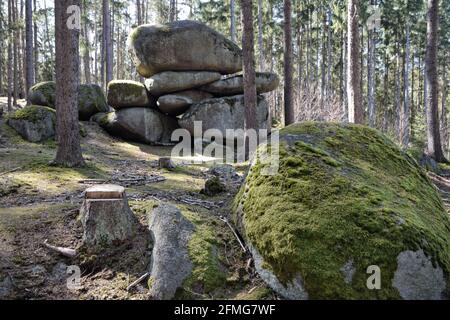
[7,105,55,123]
[234,122,450,299]
[181,209,227,295]
[235,287,273,300]
[203,176,225,196]
[79,84,108,115]
[29,81,56,107]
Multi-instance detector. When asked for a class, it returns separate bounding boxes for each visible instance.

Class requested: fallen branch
[0,167,22,176]
[43,240,77,258]
[219,216,247,253]
[126,272,150,292]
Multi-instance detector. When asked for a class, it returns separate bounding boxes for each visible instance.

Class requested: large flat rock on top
[128,20,243,77]
[85,184,125,200]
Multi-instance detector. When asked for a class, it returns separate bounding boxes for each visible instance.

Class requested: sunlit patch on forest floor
[429,171,450,215]
[0,117,274,300]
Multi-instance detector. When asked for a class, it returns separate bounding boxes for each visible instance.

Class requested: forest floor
[0,105,274,300]
[0,97,449,300]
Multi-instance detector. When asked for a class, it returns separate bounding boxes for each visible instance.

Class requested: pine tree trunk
[0,0,4,96]
[82,0,91,84]
[43,0,53,77]
[402,23,411,149]
[53,0,85,167]
[7,0,13,111]
[441,59,448,157]
[257,0,264,70]
[103,0,112,86]
[12,0,18,105]
[283,0,294,125]
[347,0,363,124]
[25,0,33,98]
[241,0,257,131]
[230,0,236,43]
[33,0,38,83]
[425,0,446,162]
[367,28,376,127]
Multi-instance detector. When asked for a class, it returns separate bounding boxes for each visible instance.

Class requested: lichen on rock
[234,122,450,300]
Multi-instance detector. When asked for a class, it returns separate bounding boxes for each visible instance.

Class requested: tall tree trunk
[7,0,13,111]
[82,0,91,84]
[425,0,446,162]
[257,0,264,70]
[53,0,85,167]
[43,0,53,78]
[347,0,363,123]
[367,26,376,127]
[441,58,448,157]
[402,22,411,149]
[25,0,33,99]
[103,0,112,87]
[12,0,18,105]
[0,0,3,96]
[395,39,401,140]
[33,0,38,82]
[230,0,236,43]
[241,0,257,131]
[283,0,294,125]
[169,0,176,22]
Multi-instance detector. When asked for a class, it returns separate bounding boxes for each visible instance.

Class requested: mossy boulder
[107,80,154,109]
[6,105,56,142]
[29,81,56,107]
[147,203,226,300]
[78,84,110,120]
[96,108,179,145]
[27,81,109,120]
[234,122,450,300]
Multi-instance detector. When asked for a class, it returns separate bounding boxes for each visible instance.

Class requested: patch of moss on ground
[234,122,450,299]
[7,105,55,124]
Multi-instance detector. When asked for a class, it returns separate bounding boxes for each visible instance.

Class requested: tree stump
[80,184,138,247]
[158,157,176,170]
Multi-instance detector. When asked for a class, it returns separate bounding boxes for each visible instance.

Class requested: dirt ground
[0,110,273,300]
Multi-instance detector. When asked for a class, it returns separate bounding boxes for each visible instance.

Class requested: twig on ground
[219,216,247,253]
[43,240,77,258]
[126,272,150,292]
[0,167,22,176]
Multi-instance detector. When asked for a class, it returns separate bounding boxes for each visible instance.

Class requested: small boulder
[29,81,56,107]
[27,81,109,120]
[201,176,226,196]
[7,105,56,142]
[148,204,195,300]
[128,20,242,77]
[107,80,154,109]
[157,90,213,116]
[97,108,179,145]
[179,95,269,137]
[145,71,221,97]
[201,72,280,96]
[79,84,110,120]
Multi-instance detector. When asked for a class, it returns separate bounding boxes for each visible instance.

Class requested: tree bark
[425,0,446,162]
[33,0,38,83]
[25,0,34,99]
[367,27,376,127]
[241,0,257,131]
[103,0,112,86]
[7,0,13,111]
[230,0,236,43]
[53,0,85,167]
[402,22,411,149]
[82,0,91,84]
[283,0,295,125]
[257,0,264,70]
[347,0,363,124]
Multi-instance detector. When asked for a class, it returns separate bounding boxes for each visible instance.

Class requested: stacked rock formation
[97,20,279,145]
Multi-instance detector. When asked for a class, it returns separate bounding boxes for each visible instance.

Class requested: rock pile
[97,20,279,145]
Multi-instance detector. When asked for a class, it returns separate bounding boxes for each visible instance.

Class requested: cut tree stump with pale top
[85,184,125,200]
